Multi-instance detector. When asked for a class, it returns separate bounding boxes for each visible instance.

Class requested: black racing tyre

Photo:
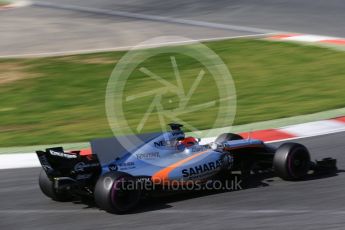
[94,171,141,214]
[273,143,311,180]
[38,170,72,201]
[215,133,243,144]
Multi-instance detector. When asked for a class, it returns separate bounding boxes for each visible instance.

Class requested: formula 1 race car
[36,123,337,214]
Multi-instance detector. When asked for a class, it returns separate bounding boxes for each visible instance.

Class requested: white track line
[1,208,345,215]
[0,33,276,58]
[2,209,345,215]
[155,209,345,215]
[266,126,345,143]
[281,120,345,137]
[284,35,336,42]
[0,153,40,169]
[201,126,345,145]
[0,0,31,9]
[0,209,101,214]
[33,1,277,34]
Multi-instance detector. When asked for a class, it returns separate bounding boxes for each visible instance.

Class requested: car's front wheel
[273,143,311,180]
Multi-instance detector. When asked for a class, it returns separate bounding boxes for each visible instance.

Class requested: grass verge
[1,39,345,147]
[0,0,11,6]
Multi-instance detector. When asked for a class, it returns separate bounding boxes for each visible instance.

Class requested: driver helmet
[179,136,198,148]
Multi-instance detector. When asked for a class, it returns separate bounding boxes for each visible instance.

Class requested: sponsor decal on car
[74,162,100,172]
[136,177,151,183]
[118,162,136,170]
[136,152,160,160]
[108,164,118,171]
[181,159,222,179]
[153,139,177,149]
[49,150,77,159]
[154,140,166,148]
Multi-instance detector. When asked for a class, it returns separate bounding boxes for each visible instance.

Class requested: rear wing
[36,147,101,179]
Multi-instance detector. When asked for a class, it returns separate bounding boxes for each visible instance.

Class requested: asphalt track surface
[2,0,345,56]
[1,131,345,230]
[41,0,345,36]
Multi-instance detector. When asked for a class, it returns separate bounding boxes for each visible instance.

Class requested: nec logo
[154,141,165,147]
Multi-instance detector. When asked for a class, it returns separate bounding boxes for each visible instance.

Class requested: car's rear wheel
[273,143,311,180]
[94,171,141,214]
[39,170,72,201]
